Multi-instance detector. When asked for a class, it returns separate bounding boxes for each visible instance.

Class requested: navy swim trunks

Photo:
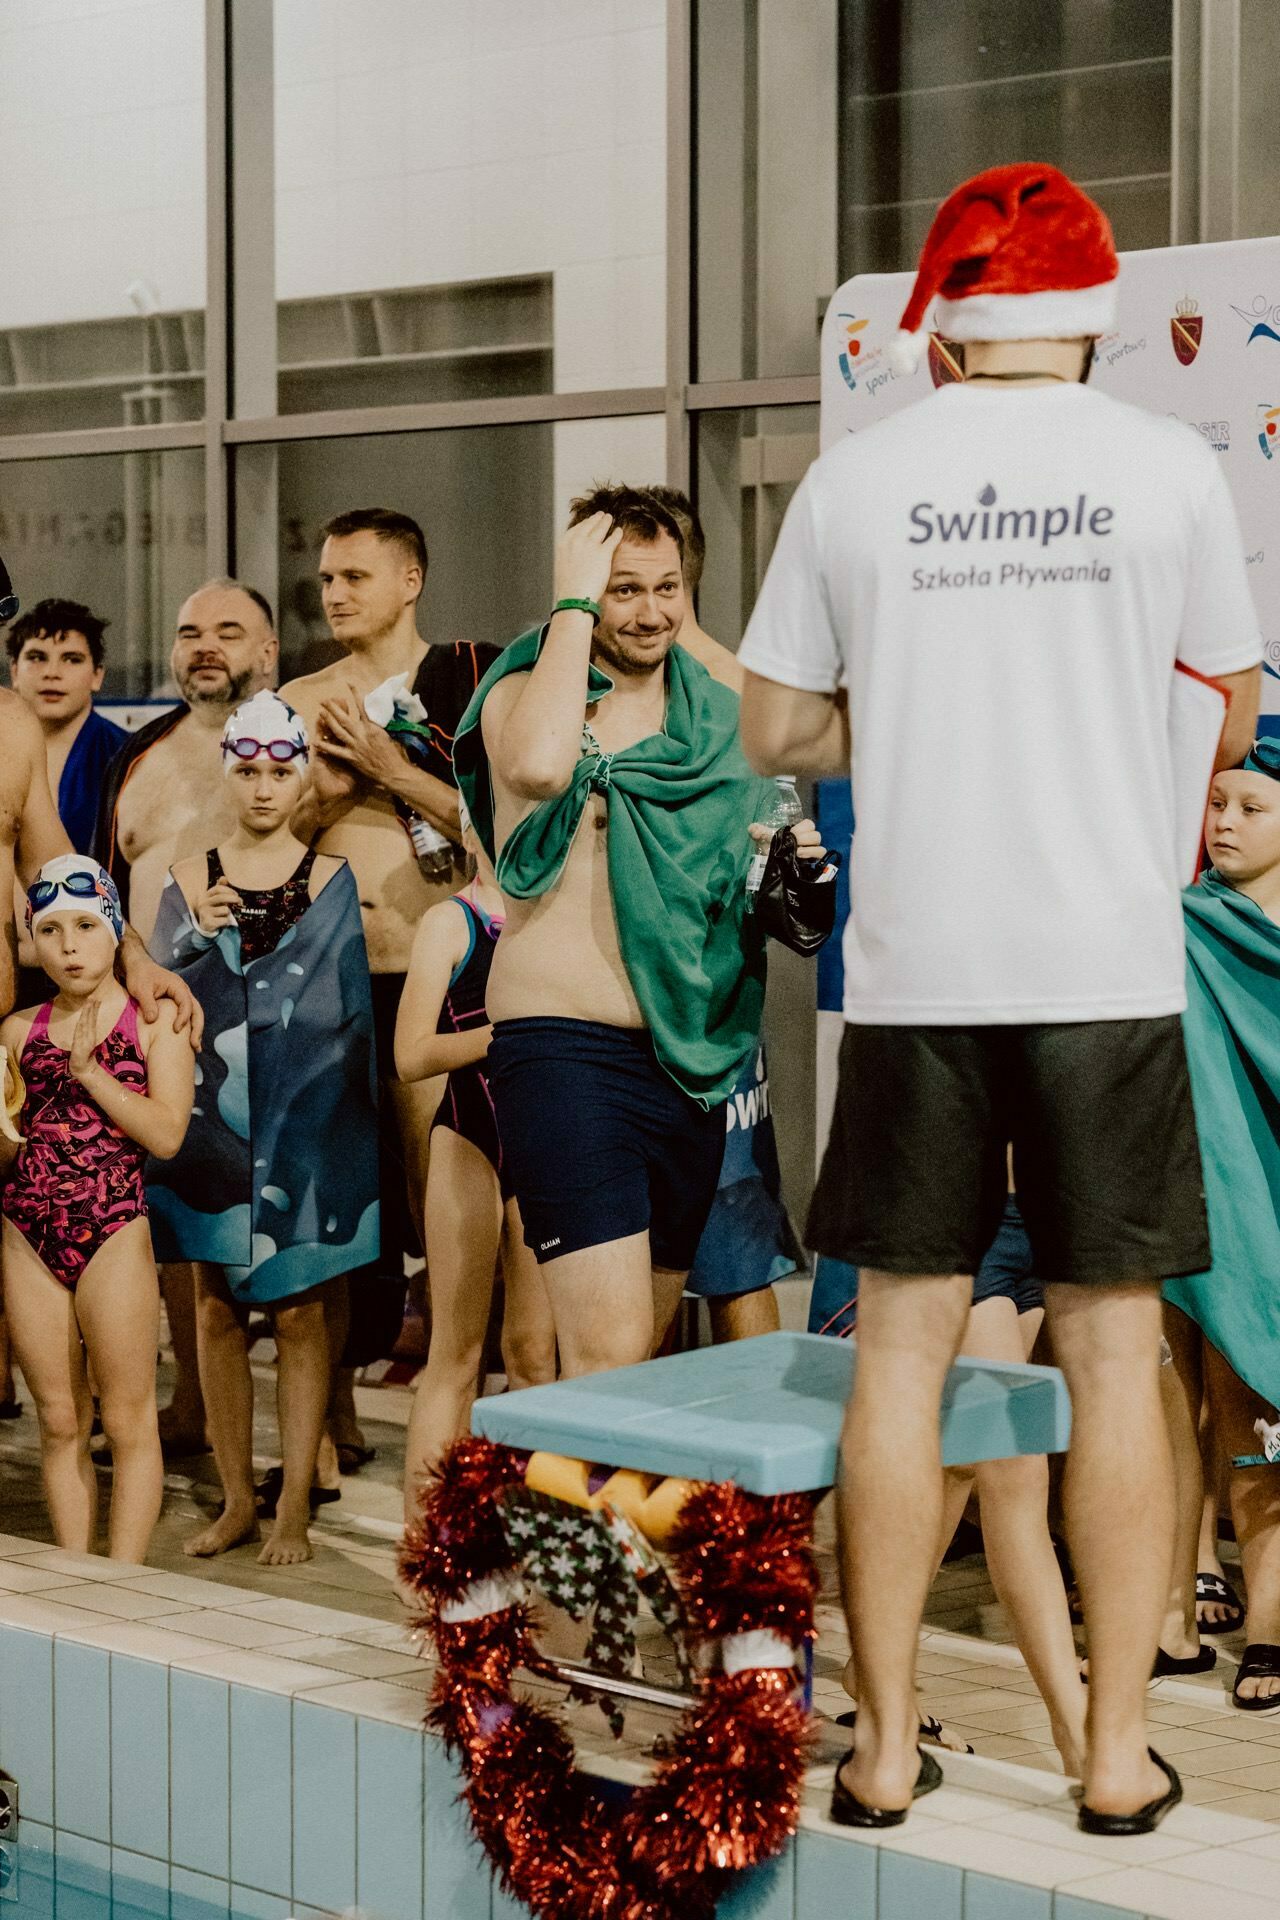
[487,1017,726,1269]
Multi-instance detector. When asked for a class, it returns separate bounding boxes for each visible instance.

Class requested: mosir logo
[908,483,1115,548]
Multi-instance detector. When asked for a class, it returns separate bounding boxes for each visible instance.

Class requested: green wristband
[551,597,601,621]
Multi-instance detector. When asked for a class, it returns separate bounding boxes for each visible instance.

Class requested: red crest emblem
[1171,298,1203,366]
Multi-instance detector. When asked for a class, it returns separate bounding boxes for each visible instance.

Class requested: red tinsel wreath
[400,1436,818,1920]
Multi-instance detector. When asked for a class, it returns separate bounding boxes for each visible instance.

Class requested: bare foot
[1082,1750,1170,1816]
[259,1521,313,1567]
[1234,1669,1280,1706]
[184,1506,259,1557]
[313,1431,340,1492]
[836,1745,919,1815]
[1196,1566,1243,1631]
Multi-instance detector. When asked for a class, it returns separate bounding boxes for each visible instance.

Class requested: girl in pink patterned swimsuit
[0,857,193,1562]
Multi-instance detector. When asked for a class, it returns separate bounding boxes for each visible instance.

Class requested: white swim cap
[27,855,124,945]
[221,691,309,775]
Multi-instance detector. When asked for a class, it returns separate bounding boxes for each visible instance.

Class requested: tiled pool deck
[2,1533,1280,1920]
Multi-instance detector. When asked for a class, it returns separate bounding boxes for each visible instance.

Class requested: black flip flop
[254,1465,341,1519]
[1196,1572,1245,1635]
[336,1442,376,1475]
[830,1747,943,1830]
[1232,1643,1280,1715]
[1152,1644,1216,1679]
[1078,1749,1182,1836]
[834,1708,974,1754]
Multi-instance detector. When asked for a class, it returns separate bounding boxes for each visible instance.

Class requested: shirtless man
[455,485,823,1377]
[641,485,792,1346]
[643,485,743,693]
[282,507,496,1442]
[95,578,277,1452]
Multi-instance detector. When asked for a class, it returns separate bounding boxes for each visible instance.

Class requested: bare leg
[710,1287,781,1343]
[498,1199,556,1392]
[1204,1342,1280,1703]
[1196,1391,1236,1627]
[403,1130,504,1526]
[2,1222,96,1549]
[0,1308,15,1403]
[75,1220,164,1563]
[186,1264,259,1558]
[1044,1282,1170,1816]
[317,1283,349,1488]
[157,1261,207,1452]
[541,1232,658,1379]
[261,1288,330,1566]
[965,1298,1085,1776]
[652,1265,690,1352]
[1158,1303,1205,1659]
[838,1268,972,1811]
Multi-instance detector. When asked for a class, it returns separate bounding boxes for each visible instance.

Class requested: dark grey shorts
[807,1018,1209,1286]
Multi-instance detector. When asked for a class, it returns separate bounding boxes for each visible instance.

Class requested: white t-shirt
[738,382,1262,1024]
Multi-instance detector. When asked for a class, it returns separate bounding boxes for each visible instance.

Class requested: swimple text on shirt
[738,383,1263,1025]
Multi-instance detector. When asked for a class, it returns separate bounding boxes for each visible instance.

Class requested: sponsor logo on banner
[927,333,964,387]
[1192,420,1230,453]
[1232,296,1280,347]
[1258,404,1280,460]
[1098,330,1147,368]
[836,313,870,389]
[1171,297,1203,365]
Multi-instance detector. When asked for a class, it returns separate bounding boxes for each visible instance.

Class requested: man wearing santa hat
[739,164,1262,1834]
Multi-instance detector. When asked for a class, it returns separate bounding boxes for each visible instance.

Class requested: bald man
[94,578,278,1452]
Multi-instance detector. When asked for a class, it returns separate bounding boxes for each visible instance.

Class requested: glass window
[694,405,820,646]
[270,0,667,415]
[694,404,822,1217]
[234,415,666,682]
[695,2,1177,385]
[0,0,206,434]
[0,447,206,702]
[839,1,1175,277]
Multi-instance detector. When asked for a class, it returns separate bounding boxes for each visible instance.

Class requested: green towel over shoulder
[453,627,769,1109]
[1167,869,1280,1409]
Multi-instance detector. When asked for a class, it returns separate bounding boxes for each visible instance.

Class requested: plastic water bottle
[408,813,453,879]
[745,775,803,906]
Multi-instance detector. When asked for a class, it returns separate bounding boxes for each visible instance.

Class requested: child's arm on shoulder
[394,899,492,1082]
[71,999,195,1159]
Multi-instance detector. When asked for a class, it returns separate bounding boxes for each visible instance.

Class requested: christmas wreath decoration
[401,1436,818,1920]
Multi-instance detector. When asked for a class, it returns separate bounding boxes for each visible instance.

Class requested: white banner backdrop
[811,235,1280,1177]
[820,234,1280,700]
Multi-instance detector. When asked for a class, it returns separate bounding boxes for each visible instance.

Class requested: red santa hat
[888,162,1120,377]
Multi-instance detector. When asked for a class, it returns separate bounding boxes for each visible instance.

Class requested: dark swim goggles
[27,867,123,935]
[222,737,308,763]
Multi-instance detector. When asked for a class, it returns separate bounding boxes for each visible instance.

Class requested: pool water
[1,1839,270,1920]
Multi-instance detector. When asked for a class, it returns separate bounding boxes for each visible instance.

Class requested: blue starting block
[472,1330,1071,1494]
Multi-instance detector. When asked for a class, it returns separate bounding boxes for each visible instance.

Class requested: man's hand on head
[316,688,409,792]
[555,512,624,610]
